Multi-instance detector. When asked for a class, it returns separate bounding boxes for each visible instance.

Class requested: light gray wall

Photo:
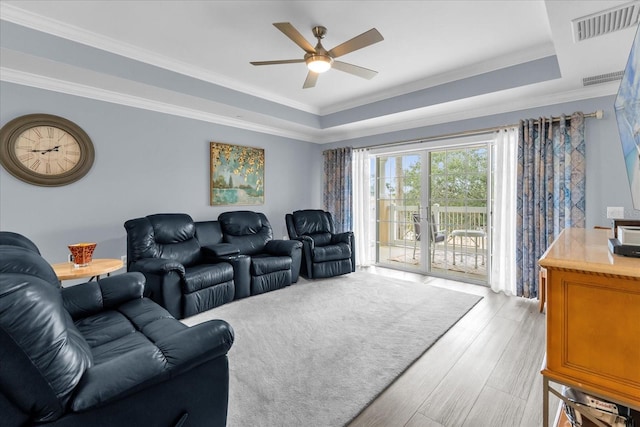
[0,82,321,264]
[2,82,634,267]
[324,95,637,229]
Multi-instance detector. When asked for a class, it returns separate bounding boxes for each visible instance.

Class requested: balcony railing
[385,204,487,244]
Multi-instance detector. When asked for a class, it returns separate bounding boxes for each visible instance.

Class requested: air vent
[572,1,640,42]
[583,71,625,86]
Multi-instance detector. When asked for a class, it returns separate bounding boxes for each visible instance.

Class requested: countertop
[539,228,640,278]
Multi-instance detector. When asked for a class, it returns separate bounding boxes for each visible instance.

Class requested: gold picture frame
[210,142,264,206]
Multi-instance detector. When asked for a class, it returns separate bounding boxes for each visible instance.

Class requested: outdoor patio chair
[412,213,446,259]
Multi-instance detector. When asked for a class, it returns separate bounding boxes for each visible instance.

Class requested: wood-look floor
[347,266,560,427]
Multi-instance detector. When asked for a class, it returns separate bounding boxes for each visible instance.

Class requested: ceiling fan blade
[328,28,383,58]
[303,71,319,89]
[332,61,378,79]
[273,22,316,53]
[250,59,305,66]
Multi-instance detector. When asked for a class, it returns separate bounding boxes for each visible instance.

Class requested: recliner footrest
[250,256,291,276]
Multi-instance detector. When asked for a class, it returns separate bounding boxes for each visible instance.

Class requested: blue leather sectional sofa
[124,211,302,319]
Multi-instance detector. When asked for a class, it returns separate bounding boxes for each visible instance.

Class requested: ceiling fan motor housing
[312,26,327,39]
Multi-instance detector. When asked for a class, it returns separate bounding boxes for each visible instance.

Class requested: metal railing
[388,204,487,244]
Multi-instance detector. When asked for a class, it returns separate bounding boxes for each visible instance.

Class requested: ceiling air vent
[582,71,625,86]
[572,1,640,42]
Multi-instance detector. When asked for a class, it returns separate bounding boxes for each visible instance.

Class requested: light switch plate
[607,206,624,219]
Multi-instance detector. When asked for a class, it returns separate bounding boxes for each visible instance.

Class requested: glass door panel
[375,153,425,271]
[429,146,489,282]
[373,143,490,283]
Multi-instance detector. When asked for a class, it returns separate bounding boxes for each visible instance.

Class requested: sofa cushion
[75,311,136,348]
[219,211,274,255]
[312,242,352,262]
[150,214,196,243]
[292,210,332,235]
[89,331,156,365]
[125,214,202,268]
[76,298,184,365]
[117,298,181,341]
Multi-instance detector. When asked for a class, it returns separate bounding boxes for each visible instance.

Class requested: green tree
[403,147,488,207]
[215,175,227,188]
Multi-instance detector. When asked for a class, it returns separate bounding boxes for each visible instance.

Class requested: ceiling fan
[250,22,384,89]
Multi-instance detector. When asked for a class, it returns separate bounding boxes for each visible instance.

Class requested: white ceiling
[0,0,638,143]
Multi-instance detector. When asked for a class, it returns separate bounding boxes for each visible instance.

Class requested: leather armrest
[296,235,314,249]
[156,319,234,372]
[265,239,303,256]
[69,320,234,411]
[62,272,145,319]
[129,258,185,277]
[201,243,240,260]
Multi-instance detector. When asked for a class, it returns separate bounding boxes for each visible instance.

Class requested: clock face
[14,126,82,176]
[0,114,94,186]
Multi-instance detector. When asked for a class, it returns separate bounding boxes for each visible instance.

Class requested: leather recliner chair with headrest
[285,209,355,279]
[0,232,234,427]
[218,211,302,295]
[124,213,236,319]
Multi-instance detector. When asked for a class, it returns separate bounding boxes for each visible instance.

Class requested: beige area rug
[184,271,482,427]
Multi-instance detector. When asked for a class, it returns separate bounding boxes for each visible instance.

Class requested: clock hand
[34,146,61,154]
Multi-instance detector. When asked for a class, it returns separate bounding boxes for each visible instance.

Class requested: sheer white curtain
[491,127,518,295]
[353,148,371,267]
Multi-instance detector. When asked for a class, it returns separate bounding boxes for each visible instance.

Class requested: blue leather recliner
[124,213,236,319]
[285,209,355,279]
[0,231,234,427]
[218,210,302,295]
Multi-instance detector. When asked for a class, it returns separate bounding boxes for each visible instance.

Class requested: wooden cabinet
[539,228,640,426]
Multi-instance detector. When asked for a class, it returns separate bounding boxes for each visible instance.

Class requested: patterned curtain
[516,112,586,297]
[323,147,353,232]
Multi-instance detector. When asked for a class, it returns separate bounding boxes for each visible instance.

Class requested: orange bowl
[68,242,96,267]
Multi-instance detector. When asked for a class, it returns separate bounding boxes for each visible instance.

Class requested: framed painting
[210,142,264,206]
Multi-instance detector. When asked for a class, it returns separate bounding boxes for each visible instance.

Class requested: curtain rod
[359,110,604,150]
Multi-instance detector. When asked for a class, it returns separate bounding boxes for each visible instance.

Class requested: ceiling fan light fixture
[306,54,333,73]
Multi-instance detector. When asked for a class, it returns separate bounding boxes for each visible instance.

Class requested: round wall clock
[0,114,95,186]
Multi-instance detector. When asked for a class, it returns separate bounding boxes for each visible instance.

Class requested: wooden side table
[51,258,124,281]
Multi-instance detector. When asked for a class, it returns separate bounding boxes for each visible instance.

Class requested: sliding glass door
[374,140,491,284]
[375,152,426,270]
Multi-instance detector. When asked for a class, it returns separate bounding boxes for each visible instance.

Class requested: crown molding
[1,61,617,145]
[0,66,322,143]
[0,2,319,115]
